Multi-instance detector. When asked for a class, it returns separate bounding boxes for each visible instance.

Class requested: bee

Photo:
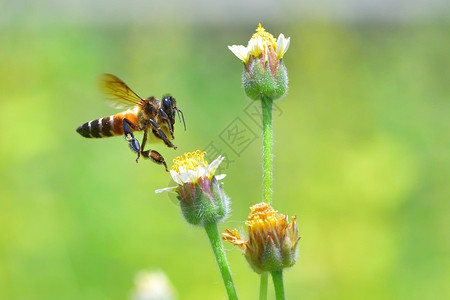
[76,73,186,171]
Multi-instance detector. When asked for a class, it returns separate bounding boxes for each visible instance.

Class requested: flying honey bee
[76,74,185,171]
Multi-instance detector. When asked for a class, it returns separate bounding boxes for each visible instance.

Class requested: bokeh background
[1,0,449,299]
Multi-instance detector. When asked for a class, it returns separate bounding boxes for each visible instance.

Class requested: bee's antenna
[177,109,186,131]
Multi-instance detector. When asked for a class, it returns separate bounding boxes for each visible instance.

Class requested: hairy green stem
[261,96,273,204]
[204,221,238,300]
[271,270,285,300]
[259,272,268,300]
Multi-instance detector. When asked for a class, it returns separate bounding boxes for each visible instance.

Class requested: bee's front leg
[158,108,174,139]
[148,119,177,149]
[122,118,141,162]
[141,150,169,172]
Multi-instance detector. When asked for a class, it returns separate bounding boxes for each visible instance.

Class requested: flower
[155,150,230,225]
[131,270,176,300]
[228,24,290,101]
[222,202,300,273]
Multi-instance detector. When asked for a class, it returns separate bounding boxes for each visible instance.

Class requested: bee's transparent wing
[98,73,144,109]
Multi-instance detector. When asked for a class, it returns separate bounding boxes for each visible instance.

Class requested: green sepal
[246,244,283,274]
[242,59,288,101]
[245,235,298,273]
[281,236,298,268]
[178,178,230,226]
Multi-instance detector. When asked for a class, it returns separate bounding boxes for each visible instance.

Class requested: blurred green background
[1,1,449,299]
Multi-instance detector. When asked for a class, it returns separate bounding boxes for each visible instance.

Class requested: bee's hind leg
[122,118,141,162]
[139,128,169,171]
[141,150,169,172]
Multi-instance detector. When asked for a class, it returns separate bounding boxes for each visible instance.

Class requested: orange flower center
[245,202,286,231]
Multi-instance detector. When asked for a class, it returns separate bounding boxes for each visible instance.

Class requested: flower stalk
[259,272,268,300]
[271,269,285,300]
[261,95,273,204]
[204,221,238,300]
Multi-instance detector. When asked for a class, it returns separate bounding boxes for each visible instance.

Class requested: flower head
[228,24,290,64]
[156,150,230,225]
[222,202,300,273]
[228,24,290,101]
[169,150,226,185]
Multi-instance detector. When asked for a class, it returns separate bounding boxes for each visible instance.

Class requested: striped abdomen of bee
[76,111,139,138]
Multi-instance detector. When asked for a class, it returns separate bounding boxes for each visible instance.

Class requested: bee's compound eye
[162,96,173,111]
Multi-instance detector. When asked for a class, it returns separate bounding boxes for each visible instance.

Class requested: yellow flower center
[245,202,286,231]
[171,150,208,172]
[252,23,277,51]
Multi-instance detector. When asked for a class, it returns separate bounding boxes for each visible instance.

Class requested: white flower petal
[196,167,206,179]
[187,169,198,183]
[276,34,290,59]
[170,170,183,185]
[179,172,191,184]
[247,39,256,55]
[155,186,178,193]
[215,174,227,181]
[207,155,225,176]
[248,36,264,57]
[228,45,249,62]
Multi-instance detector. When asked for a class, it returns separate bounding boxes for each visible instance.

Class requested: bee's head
[162,95,186,131]
[161,95,176,122]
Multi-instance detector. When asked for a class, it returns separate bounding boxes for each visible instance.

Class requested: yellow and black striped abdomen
[76,112,139,138]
